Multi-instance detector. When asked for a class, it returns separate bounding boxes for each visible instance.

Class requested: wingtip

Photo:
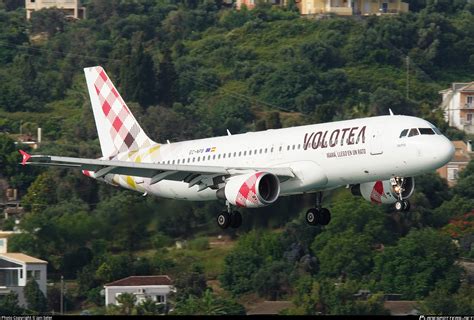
[19,150,31,166]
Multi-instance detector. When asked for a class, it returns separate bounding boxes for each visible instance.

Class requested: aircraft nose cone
[438,138,455,166]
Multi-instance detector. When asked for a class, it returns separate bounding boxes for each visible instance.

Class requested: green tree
[24,279,48,313]
[420,283,474,314]
[156,49,178,108]
[120,34,157,108]
[173,290,245,315]
[30,8,65,36]
[107,293,137,315]
[372,228,461,299]
[0,292,24,315]
[253,261,291,300]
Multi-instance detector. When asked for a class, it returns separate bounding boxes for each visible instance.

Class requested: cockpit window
[408,128,419,137]
[419,128,435,135]
[432,127,442,135]
[400,129,409,138]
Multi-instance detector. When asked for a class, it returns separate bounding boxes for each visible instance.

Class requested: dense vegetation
[0,0,473,315]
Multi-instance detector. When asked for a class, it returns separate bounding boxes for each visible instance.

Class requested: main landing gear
[306,192,331,226]
[217,202,242,229]
[391,177,411,212]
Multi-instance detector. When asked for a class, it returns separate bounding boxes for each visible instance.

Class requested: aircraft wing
[20,151,295,191]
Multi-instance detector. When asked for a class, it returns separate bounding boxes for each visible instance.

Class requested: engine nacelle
[217,172,280,208]
[351,177,415,204]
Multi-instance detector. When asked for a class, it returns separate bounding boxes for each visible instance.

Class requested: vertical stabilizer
[84,66,155,157]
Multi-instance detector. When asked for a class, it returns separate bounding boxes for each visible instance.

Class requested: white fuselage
[105,115,454,202]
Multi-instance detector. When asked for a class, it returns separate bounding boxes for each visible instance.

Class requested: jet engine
[217,172,280,208]
[351,177,415,204]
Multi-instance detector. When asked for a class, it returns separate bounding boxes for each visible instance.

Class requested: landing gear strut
[306,192,331,226]
[391,177,410,212]
[217,202,242,229]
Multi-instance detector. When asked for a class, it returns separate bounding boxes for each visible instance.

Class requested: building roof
[459,82,474,92]
[440,82,474,94]
[105,276,173,287]
[247,301,294,315]
[383,301,419,316]
[0,231,21,238]
[0,253,47,264]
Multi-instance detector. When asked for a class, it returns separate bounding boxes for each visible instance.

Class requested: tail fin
[84,66,155,157]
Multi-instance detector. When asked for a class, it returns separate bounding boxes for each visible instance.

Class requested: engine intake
[217,172,280,208]
[351,177,415,204]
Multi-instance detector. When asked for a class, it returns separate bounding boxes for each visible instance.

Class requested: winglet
[19,150,31,166]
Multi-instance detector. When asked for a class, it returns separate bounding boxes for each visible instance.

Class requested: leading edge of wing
[21,152,295,179]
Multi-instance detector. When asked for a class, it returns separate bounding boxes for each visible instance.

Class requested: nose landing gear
[305,192,331,226]
[391,177,411,212]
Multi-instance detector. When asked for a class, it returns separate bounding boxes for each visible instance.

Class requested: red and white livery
[20,66,454,228]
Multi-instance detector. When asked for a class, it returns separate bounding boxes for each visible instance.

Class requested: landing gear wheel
[230,211,242,228]
[217,212,231,229]
[319,208,331,226]
[394,200,404,212]
[402,200,410,212]
[306,208,318,226]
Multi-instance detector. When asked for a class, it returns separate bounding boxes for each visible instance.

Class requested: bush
[188,237,210,251]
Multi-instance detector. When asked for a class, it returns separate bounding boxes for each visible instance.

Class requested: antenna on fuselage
[227,129,232,136]
[167,140,171,144]
[389,109,394,116]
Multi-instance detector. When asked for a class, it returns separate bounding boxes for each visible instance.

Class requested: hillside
[0,0,473,315]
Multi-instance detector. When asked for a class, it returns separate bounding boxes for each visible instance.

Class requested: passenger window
[292,145,295,150]
[297,144,301,149]
[197,157,200,162]
[259,149,262,154]
[419,128,435,135]
[287,145,290,151]
[279,146,282,152]
[239,151,242,156]
[172,160,175,164]
[233,152,236,157]
[400,129,408,138]
[192,157,195,162]
[408,128,419,137]
[271,147,274,153]
[213,155,216,160]
[218,154,221,159]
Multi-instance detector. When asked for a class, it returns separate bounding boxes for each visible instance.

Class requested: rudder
[84,66,155,158]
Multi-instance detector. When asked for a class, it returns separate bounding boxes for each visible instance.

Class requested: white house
[439,82,474,134]
[0,253,48,307]
[104,275,175,307]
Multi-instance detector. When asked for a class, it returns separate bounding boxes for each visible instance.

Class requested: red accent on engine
[235,172,264,207]
[370,180,384,203]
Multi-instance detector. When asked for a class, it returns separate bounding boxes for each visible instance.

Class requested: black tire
[320,208,331,226]
[306,208,319,226]
[230,211,242,228]
[394,200,404,212]
[217,212,231,229]
[402,200,411,212]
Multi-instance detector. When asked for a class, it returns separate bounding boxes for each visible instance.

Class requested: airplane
[19,66,455,229]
